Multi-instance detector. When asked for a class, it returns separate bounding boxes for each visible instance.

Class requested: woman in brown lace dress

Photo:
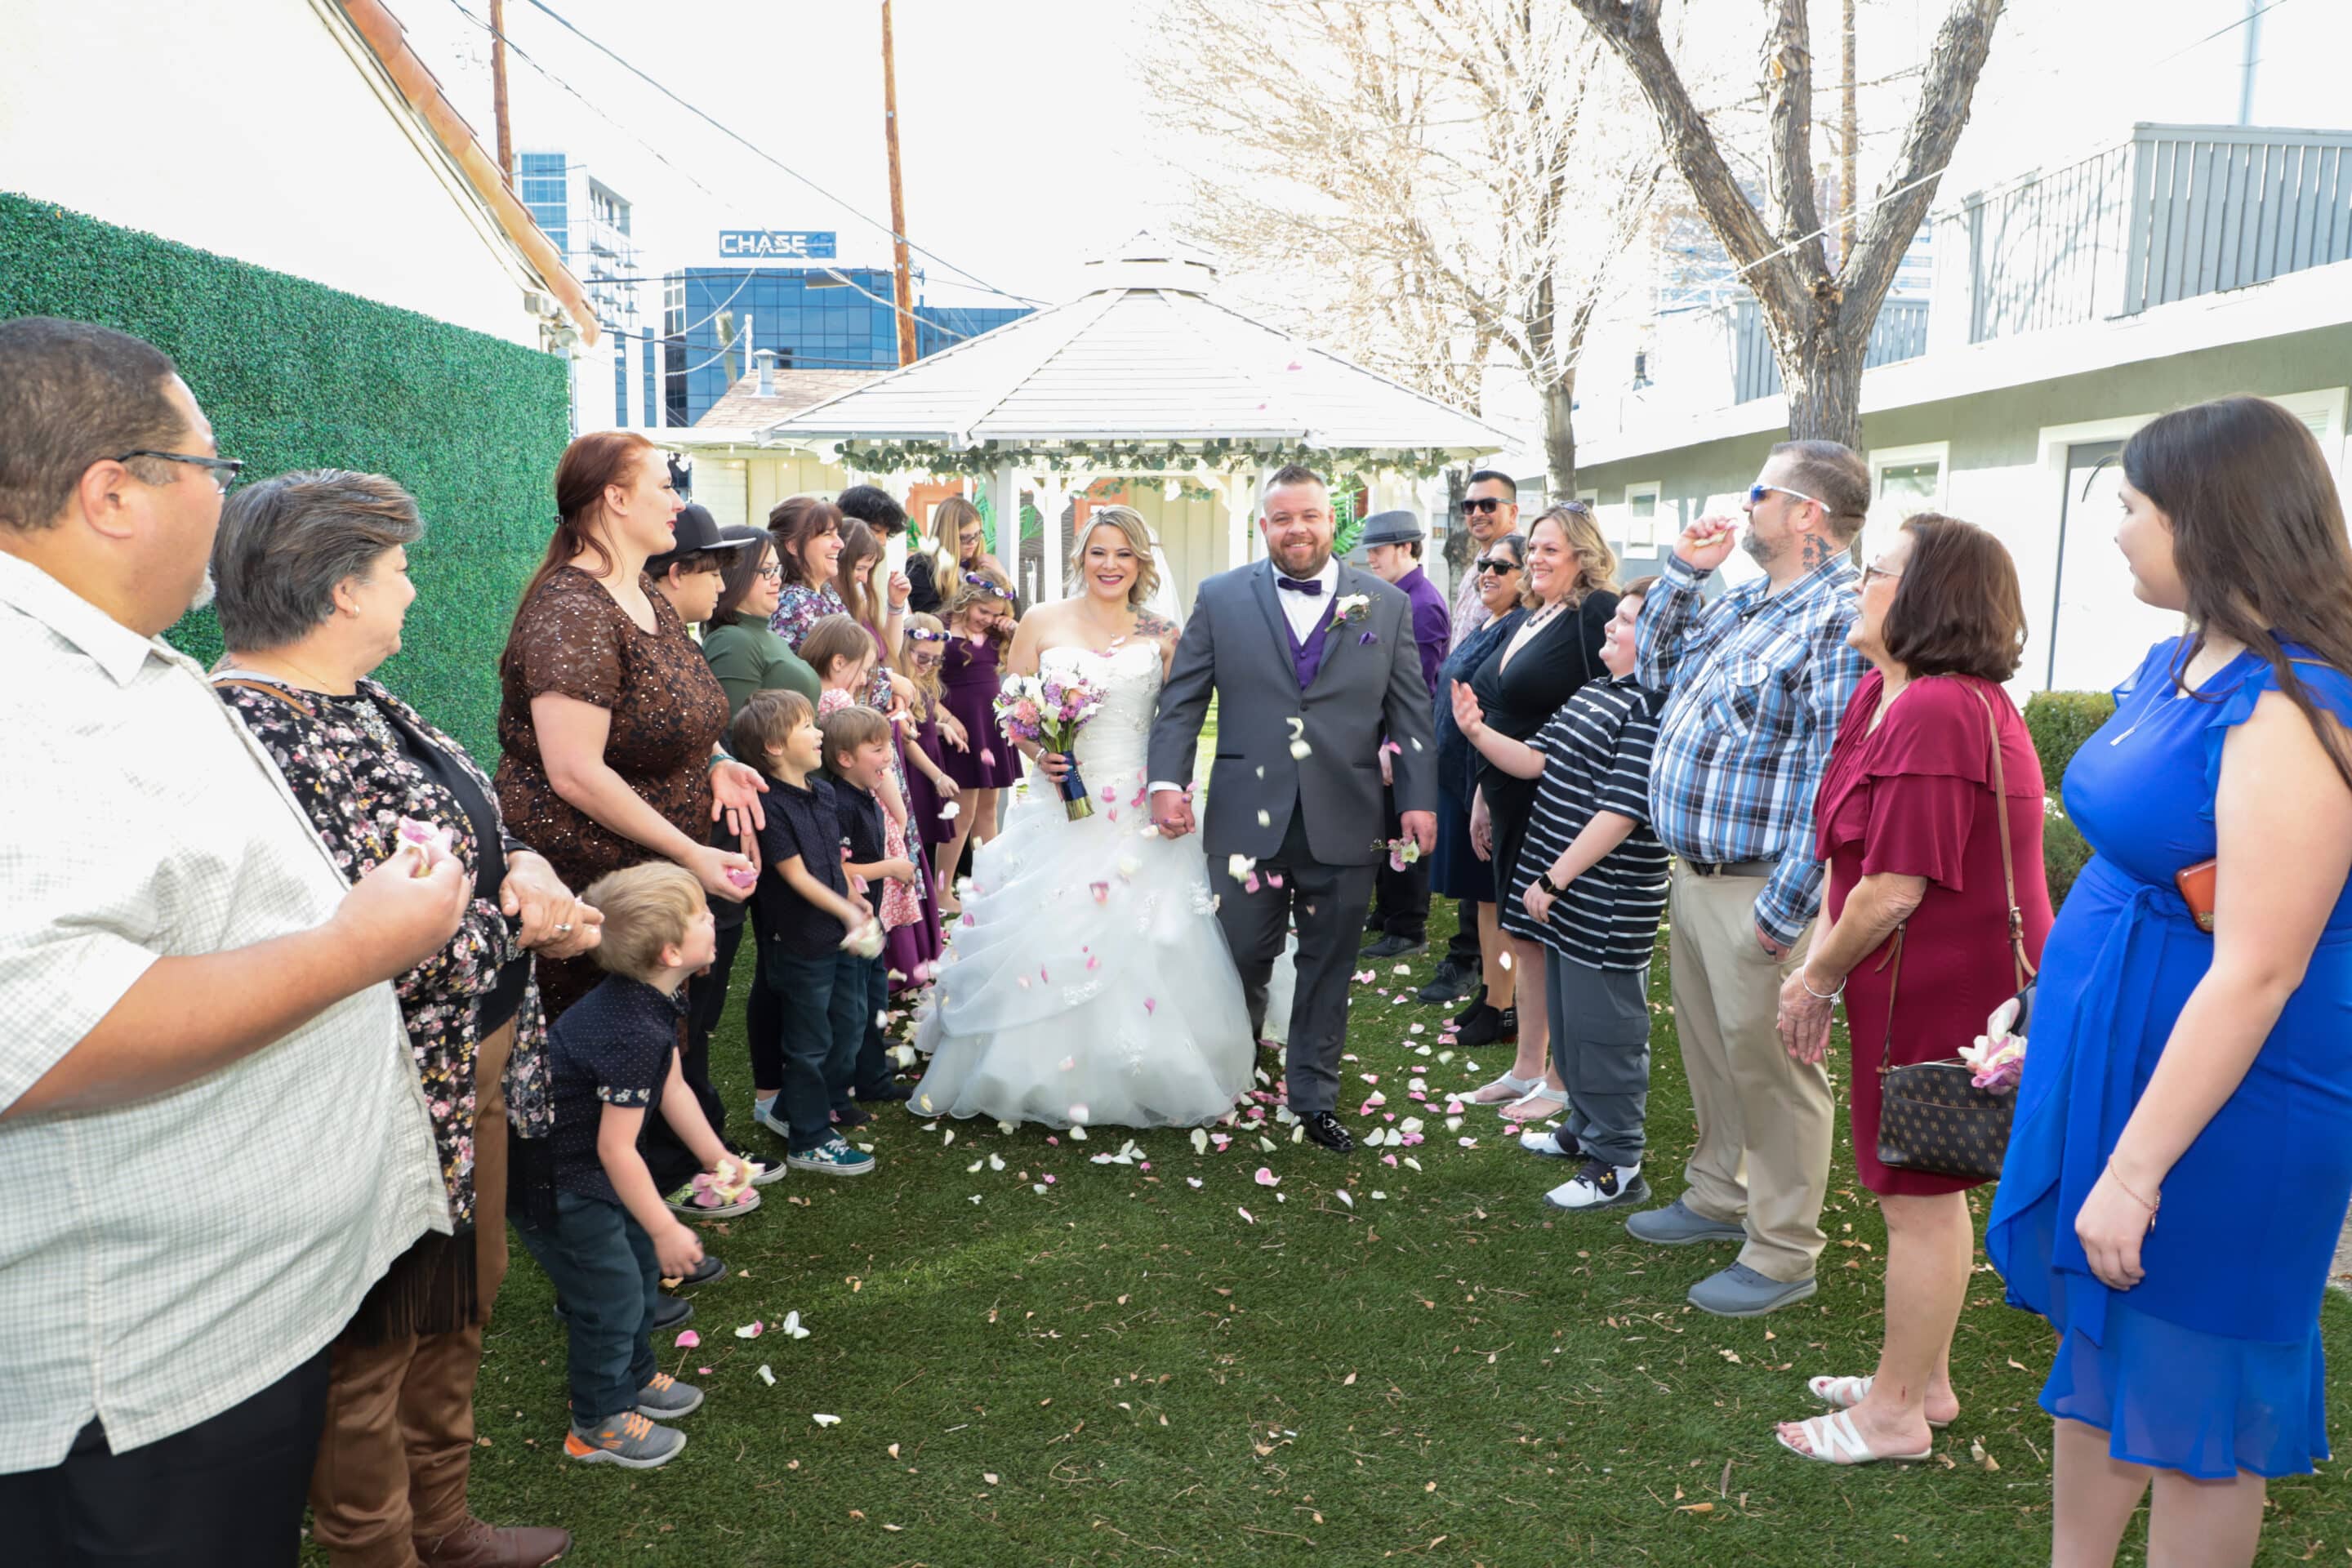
[496,432,764,1019]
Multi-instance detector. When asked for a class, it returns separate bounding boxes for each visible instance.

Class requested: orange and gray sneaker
[564,1411,686,1469]
[635,1371,703,1419]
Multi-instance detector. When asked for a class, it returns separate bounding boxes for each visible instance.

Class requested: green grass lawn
[430,909,2352,1567]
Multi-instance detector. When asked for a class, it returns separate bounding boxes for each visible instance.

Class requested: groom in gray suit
[1147,466,1437,1153]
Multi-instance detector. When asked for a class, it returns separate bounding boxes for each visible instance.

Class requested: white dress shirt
[0,552,448,1472]
[1150,556,1343,800]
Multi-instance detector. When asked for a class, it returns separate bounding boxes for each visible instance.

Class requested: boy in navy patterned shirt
[820,705,918,1104]
[515,862,748,1469]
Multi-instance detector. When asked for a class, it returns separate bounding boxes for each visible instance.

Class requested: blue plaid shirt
[1636,551,1864,948]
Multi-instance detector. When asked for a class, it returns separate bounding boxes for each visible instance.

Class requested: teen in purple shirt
[1360,510,1453,956]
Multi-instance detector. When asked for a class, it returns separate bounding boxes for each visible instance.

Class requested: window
[1623,481,1663,549]
[1867,442,1949,528]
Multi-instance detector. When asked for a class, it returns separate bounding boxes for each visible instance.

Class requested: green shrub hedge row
[2024,689,2117,908]
[0,193,572,761]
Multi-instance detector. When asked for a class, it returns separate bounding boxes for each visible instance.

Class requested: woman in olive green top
[702,527,818,712]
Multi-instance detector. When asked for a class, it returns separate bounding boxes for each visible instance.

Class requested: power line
[513,0,1047,309]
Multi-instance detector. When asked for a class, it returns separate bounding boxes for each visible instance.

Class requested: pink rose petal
[675,1330,702,1348]
[1254,1167,1280,1187]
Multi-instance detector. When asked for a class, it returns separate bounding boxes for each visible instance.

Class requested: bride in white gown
[911,508,1254,1129]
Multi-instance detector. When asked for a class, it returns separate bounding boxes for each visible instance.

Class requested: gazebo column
[1034,473,1068,602]
[988,461,1018,569]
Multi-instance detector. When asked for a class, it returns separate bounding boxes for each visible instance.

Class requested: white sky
[392,0,2350,317]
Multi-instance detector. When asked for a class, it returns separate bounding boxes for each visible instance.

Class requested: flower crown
[962,571,1000,590]
[906,627,950,643]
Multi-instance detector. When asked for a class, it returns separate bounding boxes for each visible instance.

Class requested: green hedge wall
[0,193,571,761]
[2025,690,2117,909]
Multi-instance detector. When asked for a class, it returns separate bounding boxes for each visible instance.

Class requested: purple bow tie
[1277,576,1324,596]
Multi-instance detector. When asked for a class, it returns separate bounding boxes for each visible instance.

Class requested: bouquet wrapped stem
[995,669,1109,822]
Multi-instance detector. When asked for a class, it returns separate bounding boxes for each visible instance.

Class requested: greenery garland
[838,437,1459,484]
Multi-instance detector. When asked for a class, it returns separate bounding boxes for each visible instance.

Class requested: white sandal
[1808,1373,1953,1428]
[1498,1085,1569,1122]
[1774,1410,1934,1466]
[1465,1073,1539,1106]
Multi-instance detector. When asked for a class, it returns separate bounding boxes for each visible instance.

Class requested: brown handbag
[1873,682,2040,1183]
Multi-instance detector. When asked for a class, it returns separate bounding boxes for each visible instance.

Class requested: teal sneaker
[786,1135,875,1177]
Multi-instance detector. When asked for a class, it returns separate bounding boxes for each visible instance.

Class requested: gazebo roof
[759,231,1511,460]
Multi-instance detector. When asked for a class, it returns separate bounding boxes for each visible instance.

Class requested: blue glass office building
[670,267,1027,424]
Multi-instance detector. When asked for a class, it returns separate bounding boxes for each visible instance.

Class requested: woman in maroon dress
[1772,513,2052,1466]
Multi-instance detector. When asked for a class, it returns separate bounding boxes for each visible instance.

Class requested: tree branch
[1762,0,1830,287]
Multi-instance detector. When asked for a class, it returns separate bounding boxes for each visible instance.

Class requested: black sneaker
[668,1254,726,1288]
[1455,1003,1517,1047]
[1362,933,1428,960]
[855,1081,915,1103]
[1448,984,1490,1024]
[1301,1111,1355,1155]
[833,1102,875,1129]
[1418,961,1477,1005]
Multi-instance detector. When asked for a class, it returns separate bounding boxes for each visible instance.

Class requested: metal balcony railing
[1731,296,1931,404]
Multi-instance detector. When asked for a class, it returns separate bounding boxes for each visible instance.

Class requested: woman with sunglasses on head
[1460,506,1620,1121]
[1428,534,1528,1030]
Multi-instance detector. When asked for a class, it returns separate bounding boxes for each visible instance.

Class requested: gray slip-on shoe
[1624,1196,1746,1246]
[1687,1262,1819,1318]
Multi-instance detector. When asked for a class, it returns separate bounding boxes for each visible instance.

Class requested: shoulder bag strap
[1877,678,2039,1078]
[211,674,316,718]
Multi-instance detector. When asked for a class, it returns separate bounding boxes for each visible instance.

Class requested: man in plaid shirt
[1624,441,1870,1319]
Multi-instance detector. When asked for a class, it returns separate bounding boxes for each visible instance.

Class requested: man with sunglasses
[0,318,466,1563]
[1450,469,1520,643]
[1624,440,1869,1321]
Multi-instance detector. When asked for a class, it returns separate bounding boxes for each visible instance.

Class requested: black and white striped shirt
[1498,675,1671,970]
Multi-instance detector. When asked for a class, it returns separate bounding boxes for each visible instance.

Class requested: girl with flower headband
[898,612,964,894]
[936,566,1022,907]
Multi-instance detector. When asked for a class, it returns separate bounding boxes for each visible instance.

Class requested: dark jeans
[853,952,893,1096]
[645,927,733,1193]
[1367,782,1432,941]
[763,941,865,1152]
[512,1190,658,1425]
[10,1348,330,1568]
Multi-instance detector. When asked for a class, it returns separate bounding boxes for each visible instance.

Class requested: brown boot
[416,1517,572,1568]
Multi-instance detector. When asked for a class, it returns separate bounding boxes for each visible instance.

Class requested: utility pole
[490,0,514,189]
[2237,0,2263,126]
[1838,0,1857,269]
[880,0,918,367]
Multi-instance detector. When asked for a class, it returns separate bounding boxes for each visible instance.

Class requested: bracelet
[1799,971,1845,1000]
[706,750,728,772]
[2106,1160,2162,1223]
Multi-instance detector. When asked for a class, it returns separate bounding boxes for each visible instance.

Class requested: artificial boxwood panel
[2024,689,2118,910]
[1,192,570,761]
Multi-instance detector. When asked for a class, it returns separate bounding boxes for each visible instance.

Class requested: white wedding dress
[910,642,1254,1129]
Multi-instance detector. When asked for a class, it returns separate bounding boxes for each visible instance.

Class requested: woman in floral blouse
[768,494,911,713]
[210,470,593,1568]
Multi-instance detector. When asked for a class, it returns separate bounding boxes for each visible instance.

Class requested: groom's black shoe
[1302,1111,1355,1155]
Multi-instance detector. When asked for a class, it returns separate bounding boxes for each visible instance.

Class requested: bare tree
[1567,0,2001,444]
[1147,0,1659,497]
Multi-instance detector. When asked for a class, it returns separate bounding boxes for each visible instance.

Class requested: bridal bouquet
[995,669,1109,821]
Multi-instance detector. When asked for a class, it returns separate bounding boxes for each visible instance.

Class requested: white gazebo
[759,233,1514,608]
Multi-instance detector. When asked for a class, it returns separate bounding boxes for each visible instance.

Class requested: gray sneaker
[1688,1262,1819,1319]
[635,1371,704,1419]
[1624,1196,1747,1247]
[564,1411,686,1469]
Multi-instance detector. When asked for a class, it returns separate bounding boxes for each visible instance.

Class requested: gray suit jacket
[1148,559,1437,866]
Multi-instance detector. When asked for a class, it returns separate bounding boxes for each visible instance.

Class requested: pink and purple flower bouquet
[995,670,1108,820]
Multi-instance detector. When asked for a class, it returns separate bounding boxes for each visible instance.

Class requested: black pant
[1366,782,1432,941]
[853,950,893,1096]
[11,1348,331,1568]
[1214,805,1377,1117]
[645,920,740,1192]
[1446,897,1482,969]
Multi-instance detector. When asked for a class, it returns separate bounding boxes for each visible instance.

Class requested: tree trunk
[1542,370,1578,499]
[1779,330,1865,447]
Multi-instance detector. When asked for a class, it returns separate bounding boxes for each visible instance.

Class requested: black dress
[1466,591,1619,911]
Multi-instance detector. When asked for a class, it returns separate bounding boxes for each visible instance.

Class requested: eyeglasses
[1463,497,1513,515]
[1860,561,1904,589]
[114,449,244,494]
[755,561,784,581]
[1474,557,1520,577]
[1748,483,1824,510]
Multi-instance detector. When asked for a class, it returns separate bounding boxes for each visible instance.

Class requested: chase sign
[718,229,838,260]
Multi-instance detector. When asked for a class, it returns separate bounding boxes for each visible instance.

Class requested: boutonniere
[1333,592,1377,644]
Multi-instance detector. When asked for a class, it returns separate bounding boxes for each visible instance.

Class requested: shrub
[2024,690,2116,911]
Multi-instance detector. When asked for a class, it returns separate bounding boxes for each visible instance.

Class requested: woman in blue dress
[1986,396,2352,1566]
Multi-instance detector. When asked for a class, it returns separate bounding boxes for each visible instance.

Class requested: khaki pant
[1666,865,1830,1283]
[308,1024,514,1568]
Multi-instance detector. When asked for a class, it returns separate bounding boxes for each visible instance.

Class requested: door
[2044,439,2181,691]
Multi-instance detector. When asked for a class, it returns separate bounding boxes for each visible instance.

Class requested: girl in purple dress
[899,612,964,900]
[937,566,1021,905]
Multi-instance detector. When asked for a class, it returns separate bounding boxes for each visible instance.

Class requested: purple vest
[1284,596,1339,688]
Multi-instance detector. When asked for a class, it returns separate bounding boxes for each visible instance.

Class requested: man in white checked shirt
[0,318,468,1568]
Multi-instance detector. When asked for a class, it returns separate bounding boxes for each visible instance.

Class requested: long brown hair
[835,518,884,633]
[2125,395,2352,792]
[710,531,775,627]
[1521,503,1617,611]
[768,494,843,590]
[517,430,657,614]
[933,493,984,567]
